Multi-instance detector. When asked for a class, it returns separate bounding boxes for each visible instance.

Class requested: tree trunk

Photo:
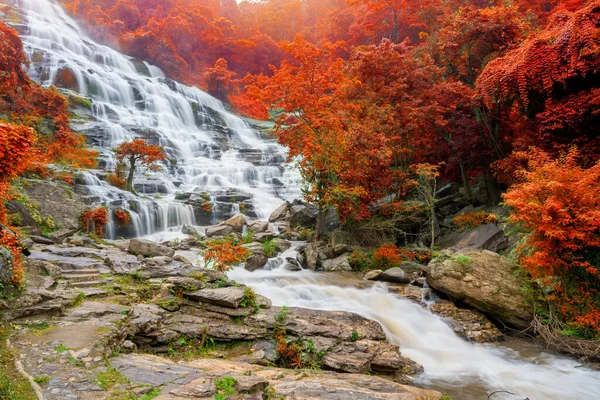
[315,204,326,240]
[459,162,473,200]
[127,156,136,193]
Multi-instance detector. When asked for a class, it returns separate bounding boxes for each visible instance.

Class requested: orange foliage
[114,209,131,226]
[275,333,303,368]
[0,230,25,286]
[202,241,251,272]
[504,148,600,333]
[372,243,415,268]
[81,207,110,237]
[453,211,498,231]
[114,139,167,192]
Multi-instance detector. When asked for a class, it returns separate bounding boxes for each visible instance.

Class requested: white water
[229,263,600,399]
[13,0,301,238]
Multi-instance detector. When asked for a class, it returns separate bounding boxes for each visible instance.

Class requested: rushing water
[12,0,301,238]
[229,264,600,400]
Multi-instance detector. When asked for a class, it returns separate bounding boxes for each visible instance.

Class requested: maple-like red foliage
[504,148,600,333]
[114,209,131,226]
[202,240,251,272]
[81,207,110,237]
[114,139,167,192]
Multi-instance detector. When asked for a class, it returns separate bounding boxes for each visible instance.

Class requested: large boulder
[269,202,289,222]
[289,204,319,228]
[184,287,247,308]
[437,223,510,253]
[205,225,234,238]
[181,224,201,237]
[330,230,351,255]
[222,214,246,232]
[247,220,269,233]
[129,239,175,258]
[245,255,268,272]
[0,247,13,284]
[425,248,534,329]
[377,267,410,284]
[322,254,352,272]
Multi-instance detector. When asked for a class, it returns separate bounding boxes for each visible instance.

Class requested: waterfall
[12,0,302,238]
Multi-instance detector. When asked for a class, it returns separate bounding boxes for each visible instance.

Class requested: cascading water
[11,0,301,238]
[229,264,600,400]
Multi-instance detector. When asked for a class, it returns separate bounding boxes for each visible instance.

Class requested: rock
[364,270,383,281]
[20,180,87,230]
[113,354,442,399]
[184,287,247,308]
[399,261,424,274]
[435,182,460,198]
[272,238,291,253]
[322,342,373,373]
[138,260,185,278]
[245,307,386,341]
[30,235,54,245]
[173,255,192,266]
[129,239,175,258]
[377,267,410,284]
[323,206,341,233]
[303,242,320,270]
[437,223,509,253]
[222,214,246,232]
[235,376,269,393]
[429,300,503,343]
[205,225,234,238]
[104,253,140,274]
[0,247,13,284]
[48,228,76,243]
[330,230,351,255]
[247,220,269,233]
[289,204,319,228]
[321,253,352,272]
[254,232,276,242]
[245,255,268,272]
[269,202,289,222]
[283,257,302,271]
[164,277,204,292]
[121,340,137,352]
[181,224,200,236]
[191,268,226,283]
[426,248,534,329]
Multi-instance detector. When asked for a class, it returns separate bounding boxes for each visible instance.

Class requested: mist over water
[15,0,301,238]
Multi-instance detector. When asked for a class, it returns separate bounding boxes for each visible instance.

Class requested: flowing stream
[229,258,600,400]
[8,0,600,398]
[12,0,301,238]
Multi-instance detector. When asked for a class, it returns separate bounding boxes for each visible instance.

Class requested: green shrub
[262,239,277,257]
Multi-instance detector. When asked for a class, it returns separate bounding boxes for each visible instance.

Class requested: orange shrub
[114,209,130,226]
[0,230,25,286]
[202,240,251,272]
[504,149,600,333]
[106,172,126,189]
[372,243,415,269]
[81,207,109,237]
[276,333,302,368]
[453,211,498,231]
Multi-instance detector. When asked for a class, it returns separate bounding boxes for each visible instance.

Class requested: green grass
[214,376,237,400]
[0,325,38,400]
[262,239,277,257]
[350,331,359,342]
[240,286,257,308]
[96,366,130,390]
[140,387,161,400]
[33,375,50,385]
[241,230,255,244]
[55,344,71,353]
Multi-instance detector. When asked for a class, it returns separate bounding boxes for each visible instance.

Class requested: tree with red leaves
[504,148,600,334]
[204,58,237,102]
[476,2,600,164]
[114,139,167,193]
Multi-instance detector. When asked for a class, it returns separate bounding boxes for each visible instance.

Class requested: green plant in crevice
[262,239,277,257]
[214,376,237,400]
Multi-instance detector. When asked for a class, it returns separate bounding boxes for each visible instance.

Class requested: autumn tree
[504,148,600,333]
[114,139,167,193]
[476,2,600,164]
[204,58,237,102]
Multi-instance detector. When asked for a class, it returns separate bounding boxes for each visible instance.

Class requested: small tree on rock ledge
[114,139,167,193]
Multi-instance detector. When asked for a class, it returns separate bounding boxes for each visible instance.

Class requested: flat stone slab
[112,353,442,400]
[184,287,246,308]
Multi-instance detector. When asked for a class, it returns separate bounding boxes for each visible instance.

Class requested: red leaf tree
[114,139,167,193]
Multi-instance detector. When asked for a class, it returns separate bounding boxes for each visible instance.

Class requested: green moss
[214,376,237,400]
[33,375,50,385]
[68,94,93,110]
[140,387,161,400]
[96,366,129,390]
[262,239,277,257]
[0,325,38,400]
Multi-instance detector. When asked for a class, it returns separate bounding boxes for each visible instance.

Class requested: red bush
[504,148,600,333]
[81,207,109,237]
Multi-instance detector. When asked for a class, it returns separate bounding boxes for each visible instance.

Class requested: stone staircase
[61,268,112,297]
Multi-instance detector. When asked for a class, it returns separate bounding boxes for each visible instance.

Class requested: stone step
[62,268,101,275]
[63,273,102,282]
[70,280,106,288]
